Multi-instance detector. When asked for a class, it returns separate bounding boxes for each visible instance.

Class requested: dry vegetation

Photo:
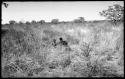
[1,21,124,77]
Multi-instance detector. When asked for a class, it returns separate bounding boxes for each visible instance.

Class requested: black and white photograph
[1,1,124,78]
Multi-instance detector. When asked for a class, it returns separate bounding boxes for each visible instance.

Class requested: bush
[51,19,59,24]
[38,20,45,24]
[73,17,85,23]
[78,17,85,23]
[80,42,92,57]
[31,20,37,24]
[26,21,31,24]
[9,20,16,24]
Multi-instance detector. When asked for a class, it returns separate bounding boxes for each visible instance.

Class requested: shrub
[78,17,85,23]
[38,20,45,24]
[9,20,16,24]
[26,21,31,25]
[51,19,59,24]
[31,20,37,24]
[87,62,102,77]
[80,42,92,57]
[73,17,85,23]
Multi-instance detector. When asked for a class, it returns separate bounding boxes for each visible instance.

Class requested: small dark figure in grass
[52,38,70,49]
[59,37,72,51]
[59,37,68,46]
[52,39,57,47]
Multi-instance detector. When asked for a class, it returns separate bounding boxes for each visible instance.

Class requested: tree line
[4,4,124,25]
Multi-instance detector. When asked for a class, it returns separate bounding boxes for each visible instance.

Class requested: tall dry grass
[2,21,124,77]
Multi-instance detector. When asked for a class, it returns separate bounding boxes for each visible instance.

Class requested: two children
[52,37,68,47]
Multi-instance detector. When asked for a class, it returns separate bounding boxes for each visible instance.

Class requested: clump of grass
[60,57,71,68]
[2,29,27,58]
[2,64,17,78]
[14,59,30,72]
[2,20,123,77]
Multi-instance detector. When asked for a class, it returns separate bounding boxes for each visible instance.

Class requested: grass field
[1,21,124,77]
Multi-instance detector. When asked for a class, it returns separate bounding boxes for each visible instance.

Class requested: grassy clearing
[1,21,124,77]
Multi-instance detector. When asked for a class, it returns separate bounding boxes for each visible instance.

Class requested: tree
[51,19,59,24]
[26,21,31,24]
[99,4,124,24]
[19,21,23,24]
[9,20,16,24]
[73,17,85,23]
[38,20,45,24]
[78,17,85,23]
[31,20,37,24]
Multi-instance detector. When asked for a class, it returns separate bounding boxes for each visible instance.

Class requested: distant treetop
[73,17,85,23]
[99,4,124,24]
[51,19,59,24]
[9,20,16,24]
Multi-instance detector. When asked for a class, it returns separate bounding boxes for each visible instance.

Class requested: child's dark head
[59,37,63,41]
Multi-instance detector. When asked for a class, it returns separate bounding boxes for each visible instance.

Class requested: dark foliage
[59,37,68,46]
[100,4,124,24]
[2,64,17,77]
[38,20,45,24]
[51,19,59,24]
[9,20,16,24]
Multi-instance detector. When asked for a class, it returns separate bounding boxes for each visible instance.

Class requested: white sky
[2,1,124,24]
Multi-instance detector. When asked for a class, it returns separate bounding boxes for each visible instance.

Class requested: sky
[2,1,124,24]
